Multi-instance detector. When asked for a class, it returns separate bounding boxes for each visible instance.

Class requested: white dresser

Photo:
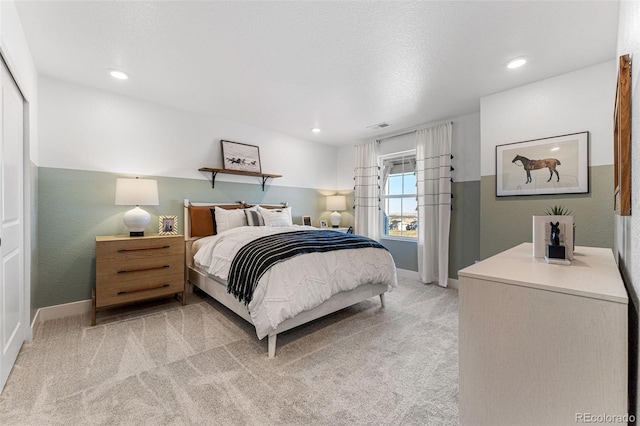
[458,243,628,425]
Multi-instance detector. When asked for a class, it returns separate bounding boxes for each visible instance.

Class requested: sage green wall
[379,239,417,272]
[37,167,342,309]
[480,164,613,259]
[450,180,481,276]
[30,162,39,322]
[37,166,478,308]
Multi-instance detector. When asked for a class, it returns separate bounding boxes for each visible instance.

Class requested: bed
[183,199,397,357]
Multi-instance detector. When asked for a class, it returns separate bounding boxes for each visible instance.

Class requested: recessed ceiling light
[506,58,527,69]
[551,147,560,151]
[110,70,128,80]
[311,128,321,133]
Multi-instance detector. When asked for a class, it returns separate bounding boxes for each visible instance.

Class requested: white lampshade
[326,195,346,212]
[115,178,159,206]
[327,195,346,228]
[115,178,159,236]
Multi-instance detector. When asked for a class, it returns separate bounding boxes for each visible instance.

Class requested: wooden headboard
[183,199,286,240]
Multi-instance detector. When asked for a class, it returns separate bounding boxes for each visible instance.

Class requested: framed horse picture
[496,132,589,197]
[221,140,262,173]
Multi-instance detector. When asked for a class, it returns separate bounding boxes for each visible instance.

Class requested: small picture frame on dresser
[159,215,178,235]
[302,215,312,226]
[319,220,328,228]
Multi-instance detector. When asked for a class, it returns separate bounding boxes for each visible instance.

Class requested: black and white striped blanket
[227,230,387,305]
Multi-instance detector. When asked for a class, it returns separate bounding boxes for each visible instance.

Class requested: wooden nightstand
[93,234,185,325]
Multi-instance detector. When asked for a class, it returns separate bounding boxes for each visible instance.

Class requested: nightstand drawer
[96,273,185,307]
[96,254,183,281]
[96,236,183,262]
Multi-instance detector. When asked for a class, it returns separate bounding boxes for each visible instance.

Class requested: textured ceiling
[15,1,620,146]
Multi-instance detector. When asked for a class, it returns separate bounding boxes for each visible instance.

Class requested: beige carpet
[0,277,459,425]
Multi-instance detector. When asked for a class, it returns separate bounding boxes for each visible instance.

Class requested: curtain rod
[376,121,453,143]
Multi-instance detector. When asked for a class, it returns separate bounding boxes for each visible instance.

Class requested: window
[380,151,417,239]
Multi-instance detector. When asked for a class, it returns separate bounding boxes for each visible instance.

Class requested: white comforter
[193,226,397,339]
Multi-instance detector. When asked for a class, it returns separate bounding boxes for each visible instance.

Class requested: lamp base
[123,206,151,237]
[329,211,342,228]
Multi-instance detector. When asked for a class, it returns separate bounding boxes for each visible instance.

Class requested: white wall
[481,61,616,177]
[336,112,481,188]
[0,0,38,163]
[479,60,617,259]
[615,0,640,286]
[39,76,339,190]
[615,0,640,416]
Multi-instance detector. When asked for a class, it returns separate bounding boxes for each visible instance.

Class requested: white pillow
[259,206,293,227]
[245,205,264,226]
[257,205,291,219]
[214,206,247,233]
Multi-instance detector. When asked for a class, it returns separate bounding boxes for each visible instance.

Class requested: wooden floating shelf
[199,167,282,191]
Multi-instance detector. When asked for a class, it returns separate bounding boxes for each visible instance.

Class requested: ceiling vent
[366,122,390,130]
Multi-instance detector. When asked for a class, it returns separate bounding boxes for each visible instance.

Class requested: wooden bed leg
[380,293,386,307]
[268,334,277,358]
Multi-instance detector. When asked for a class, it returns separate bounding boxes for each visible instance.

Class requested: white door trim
[0,51,31,393]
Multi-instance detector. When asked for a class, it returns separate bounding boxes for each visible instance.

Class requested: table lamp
[326,195,346,228]
[115,178,159,236]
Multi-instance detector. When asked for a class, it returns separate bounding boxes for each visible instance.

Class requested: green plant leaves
[544,205,572,216]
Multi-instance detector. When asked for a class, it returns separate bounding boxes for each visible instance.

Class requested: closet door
[0,58,26,391]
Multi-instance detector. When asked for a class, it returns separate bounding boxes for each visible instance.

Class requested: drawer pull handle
[117,284,171,295]
[118,245,170,252]
[117,265,170,274]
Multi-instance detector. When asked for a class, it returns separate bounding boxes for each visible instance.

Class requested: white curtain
[354,141,380,239]
[416,122,452,287]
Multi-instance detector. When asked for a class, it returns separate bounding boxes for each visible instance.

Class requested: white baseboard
[396,268,459,290]
[31,299,91,332]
